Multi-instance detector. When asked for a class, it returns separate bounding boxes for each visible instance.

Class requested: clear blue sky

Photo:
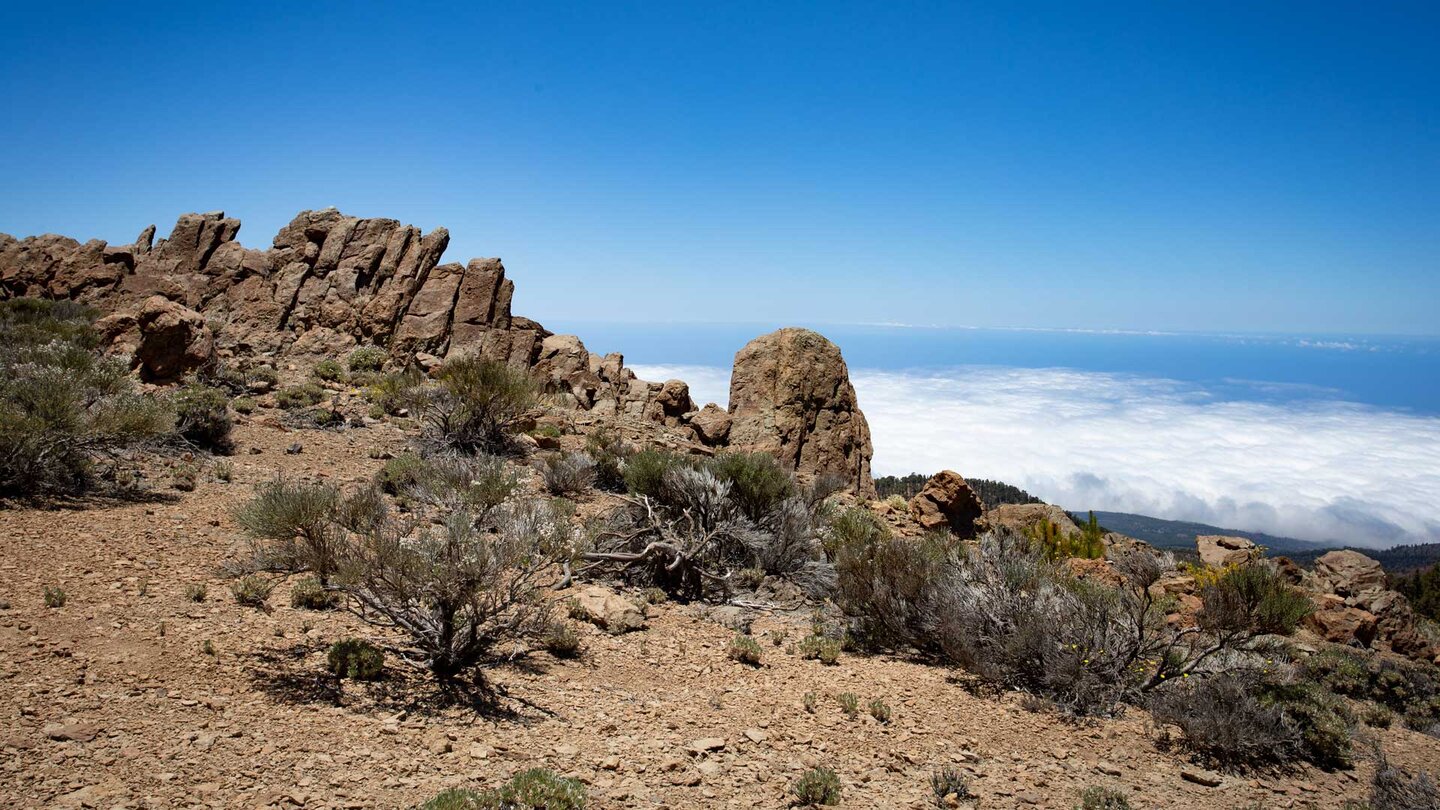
[2,2,1436,334]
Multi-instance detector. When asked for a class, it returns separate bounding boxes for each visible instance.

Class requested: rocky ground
[3,418,1440,810]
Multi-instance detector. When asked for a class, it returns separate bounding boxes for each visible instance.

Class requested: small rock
[743,728,768,743]
[1181,765,1224,787]
[685,737,726,756]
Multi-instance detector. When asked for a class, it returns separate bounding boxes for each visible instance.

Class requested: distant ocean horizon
[548,321,1440,549]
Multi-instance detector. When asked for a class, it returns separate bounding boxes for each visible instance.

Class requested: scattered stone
[1182,766,1224,787]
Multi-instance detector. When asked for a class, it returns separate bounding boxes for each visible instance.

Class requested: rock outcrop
[726,328,875,498]
[908,470,984,538]
[0,209,700,427]
[1196,535,1258,569]
[986,503,1081,539]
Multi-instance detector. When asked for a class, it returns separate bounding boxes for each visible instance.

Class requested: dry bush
[347,346,386,373]
[829,508,948,649]
[1370,746,1440,810]
[421,769,585,810]
[0,298,173,497]
[171,383,234,454]
[792,767,841,806]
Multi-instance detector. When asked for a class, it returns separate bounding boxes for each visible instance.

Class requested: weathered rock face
[726,328,875,498]
[1196,535,1258,569]
[688,403,733,446]
[1312,550,1389,596]
[986,503,1081,538]
[0,209,689,420]
[1305,606,1379,647]
[1298,549,1434,662]
[908,470,983,538]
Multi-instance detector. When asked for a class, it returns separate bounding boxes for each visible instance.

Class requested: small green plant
[213,460,234,482]
[290,576,340,610]
[798,634,841,665]
[231,396,256,415]
[533,423,562,439]
[43,586,67,608]
[791,767,841,806]
[803,691,818,714]
[544,621,582,659]
[868,697,892,724]
[1363,703,1394,729]
[171,459,201,491]
[327,638,385,681]
[347,346,386,374]
[201,639,216,656]
[171,383,234,453]
[420,769,586,810]
[728,634,763,666]
[276,383,325,410]
[930,766,971,806]
[229,574,275,608]
[185,583,207,602]
[642,587,668,605]
[313,359,345,382]
[837,692,859,718]
[1076,785,1132,810]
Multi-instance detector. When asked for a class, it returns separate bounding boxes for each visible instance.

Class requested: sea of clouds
[632,363,1440,548]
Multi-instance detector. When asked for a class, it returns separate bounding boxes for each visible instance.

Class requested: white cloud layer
[632,363,1440,548]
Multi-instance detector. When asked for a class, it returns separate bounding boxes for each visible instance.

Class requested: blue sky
[2,2,1436,334]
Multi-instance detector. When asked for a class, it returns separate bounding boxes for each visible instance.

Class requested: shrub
[234,478,344,582]
[422,355,537,453]
[230,574,275,608]
[313,359,345,382]
[544,621,582,659]
[803,691,818,713]
[43,586,67,608]
[830,508,948,649]
[347,346,387,373]
[868,698,892,723]
[376,452,427,495]
[1258,680,1354,769]
[232,396,256,415]
[584,428,628,491]
[0,298,173,497]
[327,638,385,680]
[1198,562,1314,636]
[798,634,841,665]
[364,368,426,416]
[213,460,234,482]
[621,448,689,498]
[728,634,763,666]
[642,587,668,605]
[707,452,794,522]
[837,692,859,718]
[1370,748,1440,810]
[1149,673,1302,768]
[792,767,841,806]
[185,583,207,602]
[276,383,325,410]
[1076,785,1132,810]
[171,383,233,453]
[1027,515,1104,560]
[290,576,341,610]
[540,452,596,495]
[930,766,971,806]
[1362,703,1394,728]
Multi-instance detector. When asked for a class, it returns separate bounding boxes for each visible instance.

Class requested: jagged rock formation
[726,328,876,498]
[0,209,691,426]
[908,470,984,538]
[1196,535,1259,568]
[986,502,1081,538]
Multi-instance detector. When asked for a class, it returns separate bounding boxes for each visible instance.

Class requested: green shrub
[422,355,537,453]
[798,634,841,665]
[364,368,425,416]
[327,638,385,680]
[230,574,275,608]
[803,691,818,713]
[621,448,689,498]
[290,576,341,610]
[185,583,207,602]
[213,460,234,482]
[583,428,628,491]
[544,621,582,659]
[830,508,948,649]
[1027,515,1104,560]
[868,697,892,723]
[728,634,763,666]
[313,359,344,382]
[43,586,67,608]
[792,767,841,806]
[1362,703,1394,729]
[234,478,343,581]
[231,396,256,415]
[836,692,859,718]
[347,346,387,373]
[930,766,971,806]
[1076,785,1132,810]
[1199,563,1314,636]
[171,383,233,453]
[706,452,794,522]
[276,383,325,410]
[642,587,668,605]
[376,452,427,495]
[0,298,173,497]
[1259,681,1354,769]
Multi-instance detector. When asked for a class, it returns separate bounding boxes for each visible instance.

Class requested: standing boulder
[1312,550,1389,596]
[134,295,215,381]
[688,403,733,445]
[726,328,875,498]
[908,470,984,538]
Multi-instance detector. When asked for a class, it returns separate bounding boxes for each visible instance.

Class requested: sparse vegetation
[837,692,859,718]
[171,383,234,453]
[1369,747,1440,810]
[185,583,207,602]
[421,769,585,810]
[1076,785,1132,810]
[313,359,344,382]
[543,621,582,659]
[43,585,67,608]
[0,298,173,498]
[347,346,387,374]
[540,452,596,495]
[868,697,892,723]
[327,638,385,681]
[422,355,537,453]
[290,575,341,610]
[231,396,256,415]
[230,574,275,608]
[792,767,841,806]
[930,766,971,806]
[276,382,326,410]
[803,691,818,713]
[798,634,841,665]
